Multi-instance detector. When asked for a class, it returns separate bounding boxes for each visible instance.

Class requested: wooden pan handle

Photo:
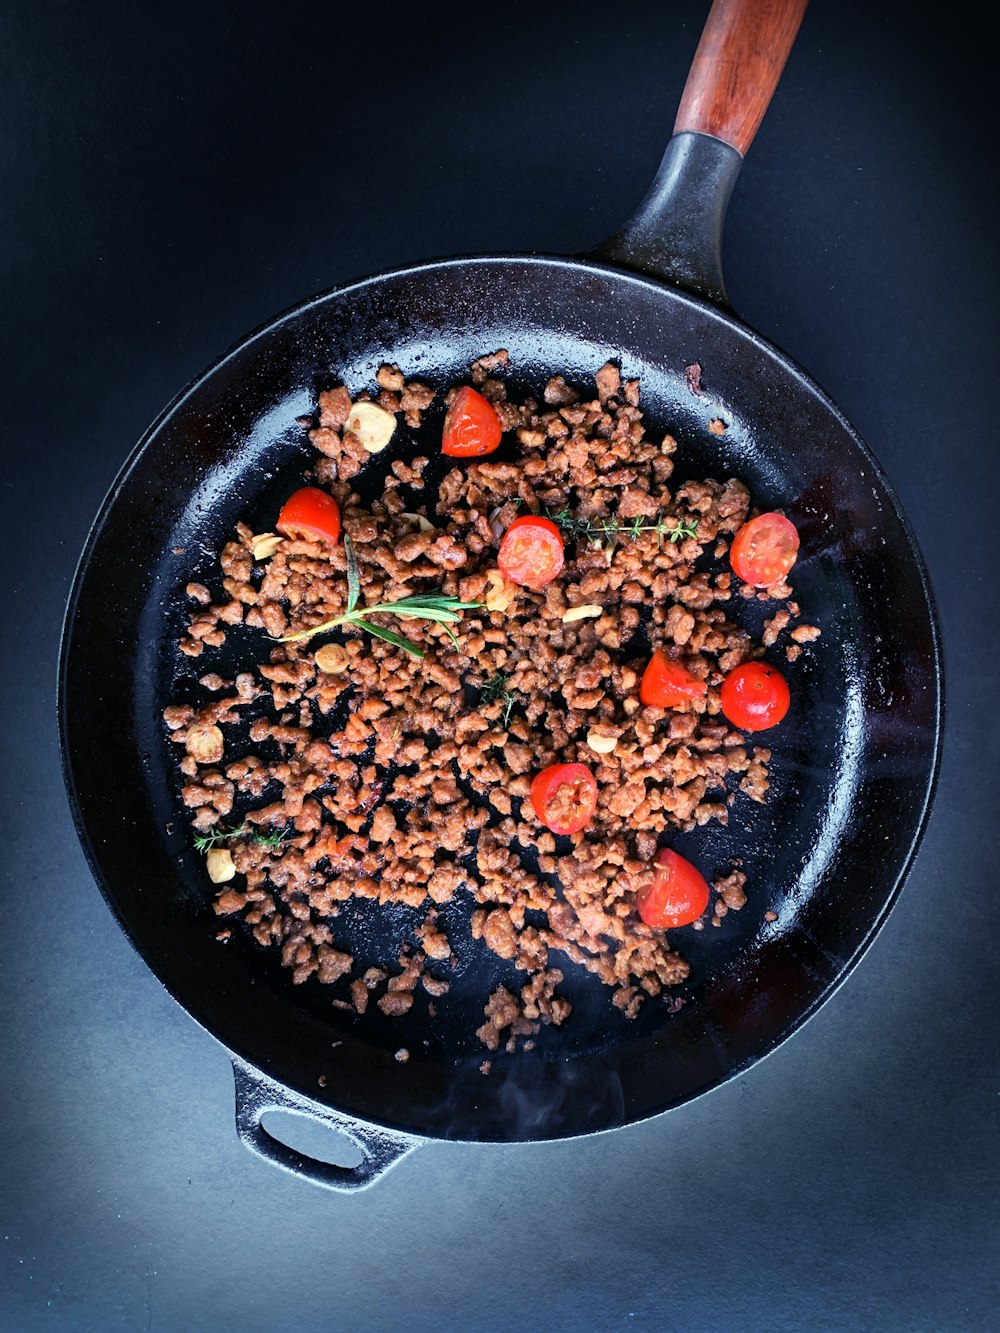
[674,0,809,157]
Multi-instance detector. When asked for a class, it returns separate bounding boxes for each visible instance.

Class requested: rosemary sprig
[193,824,291,853]
[480,670,518,727]
[544,507,698,552]
[345,528,361,614]
[279,534,482,658]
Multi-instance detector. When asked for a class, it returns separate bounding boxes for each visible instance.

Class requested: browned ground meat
[164,355,814,1049]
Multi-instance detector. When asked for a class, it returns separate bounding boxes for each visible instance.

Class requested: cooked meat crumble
[164,355,818,1051]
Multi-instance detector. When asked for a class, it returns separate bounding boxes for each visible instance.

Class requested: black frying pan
[59,0,941,1191]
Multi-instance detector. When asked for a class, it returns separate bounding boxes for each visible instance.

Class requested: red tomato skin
[720,661,791,731]
[441,386,503,457]
[729,512,800,587]
[529,762,598,835]
[497,516,565,588]
[636,848,711,929]
[639,650,707,708]
[276,487,341,543]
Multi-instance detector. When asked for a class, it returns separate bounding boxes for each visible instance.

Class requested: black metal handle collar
[591,131,743,309]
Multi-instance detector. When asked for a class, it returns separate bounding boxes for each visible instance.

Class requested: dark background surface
[1,1,997,1329]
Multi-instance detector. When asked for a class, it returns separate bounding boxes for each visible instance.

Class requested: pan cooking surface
[61,258,940,1140]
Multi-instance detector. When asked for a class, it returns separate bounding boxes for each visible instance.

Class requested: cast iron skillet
[59,0,941,1191]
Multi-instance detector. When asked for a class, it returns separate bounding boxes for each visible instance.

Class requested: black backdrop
[1,1,997,1329]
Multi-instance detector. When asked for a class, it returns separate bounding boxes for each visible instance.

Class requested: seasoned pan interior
[60,258,940,1141]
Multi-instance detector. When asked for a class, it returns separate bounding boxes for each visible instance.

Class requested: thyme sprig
[480,670,518,727]
[279,534,481,659]
[255,828,292,852]
[193,824,291,853]
[544,507,698,554]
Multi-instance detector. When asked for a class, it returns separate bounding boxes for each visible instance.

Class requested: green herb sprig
[254,828,291,852]
[279,535,481,659]
[480,670,519,727]
[544,507,698,554]
[193,824,291,854]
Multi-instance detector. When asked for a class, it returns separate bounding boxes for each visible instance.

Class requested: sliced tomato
[729,511,799,587]
[529,762,598,835]
[441,385,503,458]
[639,649,707,709]
[276,487,341,544]
[498,515,565,589]
[636,848,710,929]
[720,660,790,731]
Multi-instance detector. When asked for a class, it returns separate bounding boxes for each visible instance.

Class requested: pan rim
[57,252,944,1143]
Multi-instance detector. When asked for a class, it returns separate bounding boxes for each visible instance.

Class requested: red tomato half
[636,848,711,929]
[729,511,800,587]
[441,386,503,458]
[529,762,598,835]
[720,660,791,731]
[639,649,707,709]
[276,487,341,543]
[498,515,565,588]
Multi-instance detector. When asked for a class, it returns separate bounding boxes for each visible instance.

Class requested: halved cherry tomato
[529,762,598,835]
[276,487,341,543]
[441,385,503,458]
[720,660,790,731]
[498,515,565,588]
[729,511,799,587]
[639,649,707,709]
[636,848,710,929]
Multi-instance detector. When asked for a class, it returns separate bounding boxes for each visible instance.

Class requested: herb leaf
[344,532,361,615]
[480,670,519,726]
[353,619,425,658]
[668,518,698,544]
[480,670,508,704]
[255,827,291,852]
[363,594,479,624]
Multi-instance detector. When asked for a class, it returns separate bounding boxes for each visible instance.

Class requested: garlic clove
[586,731,618,754]
[185,722,224,763]
[314,642,349,674]
[487,506,507,540]
[400,512,436,532]
[484,568,515,612]
[346,401,396,453]
[562,604,603,623]
[251,532,282,562]
[206,847,236,883]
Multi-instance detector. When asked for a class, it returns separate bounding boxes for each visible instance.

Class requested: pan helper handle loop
[232,1057,421,1193]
